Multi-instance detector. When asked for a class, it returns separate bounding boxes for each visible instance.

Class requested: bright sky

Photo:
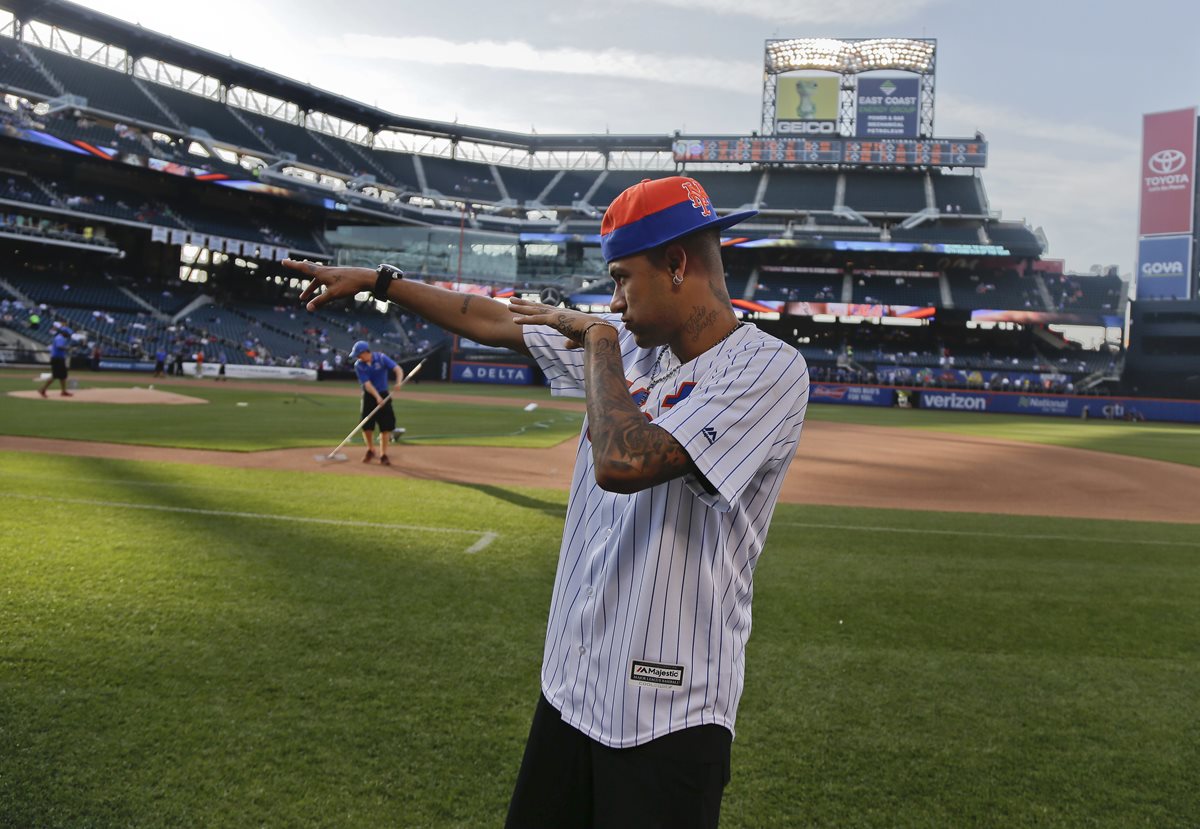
[67,0,1200,274]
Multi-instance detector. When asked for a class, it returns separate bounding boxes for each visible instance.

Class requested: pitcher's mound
[9,387,208,405]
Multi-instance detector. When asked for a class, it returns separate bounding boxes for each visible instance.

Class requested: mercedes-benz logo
[1148,149,1187,175]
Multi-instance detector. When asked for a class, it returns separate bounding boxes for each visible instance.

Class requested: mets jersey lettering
[523,317,808,748]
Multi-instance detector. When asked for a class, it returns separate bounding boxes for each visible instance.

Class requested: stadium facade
[3,0,1188,410]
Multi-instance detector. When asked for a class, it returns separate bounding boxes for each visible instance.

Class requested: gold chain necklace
[645,321,744,396]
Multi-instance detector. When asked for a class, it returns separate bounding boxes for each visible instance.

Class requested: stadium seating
[420,155,502,202]
[891,223,984,245]
[1044,272,1124,312]
[145,84,272,153]
[233,110,338,169]
[0,38,60,98]
[24,44,170,126]
[498,168,561,205]
[948,269,1044,310]
[932,172,985,214]
[851,275,940,306]
[542,170,601,207]
[843,171,928,215]
[762,170,838,212]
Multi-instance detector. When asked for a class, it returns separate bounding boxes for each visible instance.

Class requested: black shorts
[50,357,68,380]
[361,393,396,432]
[506,694,731,829]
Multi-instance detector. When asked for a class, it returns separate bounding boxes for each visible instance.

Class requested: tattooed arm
[287,259,529,354]
[583,327,697,493]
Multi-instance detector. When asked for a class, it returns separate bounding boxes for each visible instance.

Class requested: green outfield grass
[0,374,581,450]
[1,452,1196,827]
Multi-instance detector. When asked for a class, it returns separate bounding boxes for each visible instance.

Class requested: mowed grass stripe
[0,492,498,554]
[2,452,1197,826]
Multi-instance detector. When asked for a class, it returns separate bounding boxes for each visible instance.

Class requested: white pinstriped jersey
[523,318,809,748]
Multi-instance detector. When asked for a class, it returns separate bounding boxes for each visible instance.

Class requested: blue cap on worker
[349,340,370,358]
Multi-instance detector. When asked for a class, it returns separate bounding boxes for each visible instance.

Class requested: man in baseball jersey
[350,340,403,465]
[288,175,808,828]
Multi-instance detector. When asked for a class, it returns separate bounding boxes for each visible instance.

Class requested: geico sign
[923,393,987,411]
[1141,259,1185,276]
[777,120,837,134]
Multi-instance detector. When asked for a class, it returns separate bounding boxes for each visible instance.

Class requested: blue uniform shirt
[50,332,71,359]
[354,352,398,395]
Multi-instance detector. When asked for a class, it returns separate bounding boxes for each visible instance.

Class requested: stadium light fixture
[765,37,935,75]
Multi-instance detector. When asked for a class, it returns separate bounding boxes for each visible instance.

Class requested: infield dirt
[3,418,1196,524]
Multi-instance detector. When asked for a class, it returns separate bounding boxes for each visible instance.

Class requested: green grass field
[2,372,1199,825]
[1,451,1197,827]
[0,374,581,450]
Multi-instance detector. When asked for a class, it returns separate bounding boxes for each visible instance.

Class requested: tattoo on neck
[708,278,731,305]
[683,306,720,341]
[460,296,473,315]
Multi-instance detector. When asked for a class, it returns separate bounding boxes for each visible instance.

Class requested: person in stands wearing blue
[39,325,74,398]
[351,340,403,465]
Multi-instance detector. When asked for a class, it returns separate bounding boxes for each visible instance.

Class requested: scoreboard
[672,137,987,167]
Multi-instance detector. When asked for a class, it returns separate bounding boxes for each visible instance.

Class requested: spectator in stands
[38,325,74,398]
[350,340,404,465]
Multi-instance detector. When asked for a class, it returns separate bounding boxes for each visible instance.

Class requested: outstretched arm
[287,260,529,355]
[510,298,695,494]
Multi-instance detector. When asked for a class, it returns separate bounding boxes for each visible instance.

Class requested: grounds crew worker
[350,340,403,465]
[38,325,74,398]
[287,176,809,828]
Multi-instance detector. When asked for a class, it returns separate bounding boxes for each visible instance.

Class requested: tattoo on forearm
[683,305,720,342]
[460,296,473,315]
[585,337,691,485]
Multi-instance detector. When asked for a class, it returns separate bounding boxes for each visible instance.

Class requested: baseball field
[2,368,1198,827]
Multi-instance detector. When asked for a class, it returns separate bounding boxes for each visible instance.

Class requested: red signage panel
[1139,108,1197,236]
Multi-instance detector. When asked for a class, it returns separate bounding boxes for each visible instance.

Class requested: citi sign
[1145,148,1191,191]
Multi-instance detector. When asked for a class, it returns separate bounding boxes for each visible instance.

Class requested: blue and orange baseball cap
[600,176,756,264]
[349,340,371,357]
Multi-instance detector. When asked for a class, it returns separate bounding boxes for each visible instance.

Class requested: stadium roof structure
[0,0,673,153]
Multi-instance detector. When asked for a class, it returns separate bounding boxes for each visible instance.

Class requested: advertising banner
[810,383,895,407]
[855,77,920,138]
[916,389,1200,423]
[783,301,935,319]
[775,76,839,135]
[1138,108,1197,236]
[451,361,532,385]
[182,362,318,380]
[1136,235,1193,300]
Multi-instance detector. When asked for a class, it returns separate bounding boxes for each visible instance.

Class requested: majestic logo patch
[701,426,719,445]
[629,660,685,689]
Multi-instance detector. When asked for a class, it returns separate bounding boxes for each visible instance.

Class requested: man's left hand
[509,298,612,349]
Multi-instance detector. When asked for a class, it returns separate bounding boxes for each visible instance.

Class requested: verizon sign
[1139,108,1197,236]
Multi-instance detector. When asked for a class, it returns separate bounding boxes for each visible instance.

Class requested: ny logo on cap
[681,180,712,217]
